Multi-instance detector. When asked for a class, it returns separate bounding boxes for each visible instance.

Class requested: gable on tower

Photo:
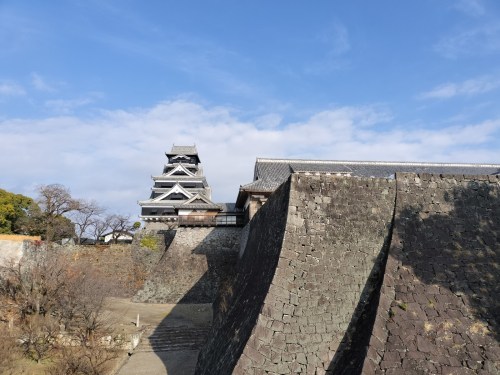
[152,184,192,201]
[183,193,216,206]
[165,164,196,177]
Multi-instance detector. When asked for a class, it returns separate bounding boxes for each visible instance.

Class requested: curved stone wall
[196,172,500,374]
[195,178,291,374]
[196,173,396,374]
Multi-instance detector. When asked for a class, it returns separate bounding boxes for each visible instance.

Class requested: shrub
[49,345,119,375]
[0,248,121,371]
[0,326,20,373]
[19,315,58,363]
[140,235,158,251]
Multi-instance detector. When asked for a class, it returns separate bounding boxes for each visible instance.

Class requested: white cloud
[31,73,58,92]
[0,82,25,96]
[45,98,93,113]
[254,113,282,129]
[0,100,498,218]
[305,21,351,75]
[453,0,485,17]
[44,92,104,114]
[418,76,500,99]
[435,24,500,58]
[322,22,350,57]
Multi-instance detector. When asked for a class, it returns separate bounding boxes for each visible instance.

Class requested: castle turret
[139,145,221,223]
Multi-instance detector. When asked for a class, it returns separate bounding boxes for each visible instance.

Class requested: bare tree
[70,200,105,244]
[107,214,135,244]
[88,217,109,243]
[36,184,80,242]
[0,247,122,370]
[49,344,119,375]
[72,270,113,345]
[37,184,80,217]
[19,315,59,363]
[4,246,69,317]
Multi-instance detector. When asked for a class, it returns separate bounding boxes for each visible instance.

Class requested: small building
[139,145,243,226]
[101,231,134,244]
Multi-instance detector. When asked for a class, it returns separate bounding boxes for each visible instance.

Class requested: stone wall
[195,172,500,374]
[196,177,292,375]
[11,243,141,297]
[0,240,26,267]
[362,173,500,374]
[132,229,175,280]
[196,173,396,374]
[65,244,139,297]
[0,234,41,267]
[133,226,241,303]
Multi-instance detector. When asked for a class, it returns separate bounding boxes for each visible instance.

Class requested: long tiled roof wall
[244,158,500,192]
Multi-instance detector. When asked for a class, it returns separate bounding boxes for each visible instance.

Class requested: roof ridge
[169,144,198,153]
[255,158,500,168]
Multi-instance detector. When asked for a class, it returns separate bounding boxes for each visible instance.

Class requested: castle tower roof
[139,145,220,222]
[166,145,200,163]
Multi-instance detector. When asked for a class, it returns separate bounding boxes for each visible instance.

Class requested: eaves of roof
[179,203,221,210]
[240,179,280,192]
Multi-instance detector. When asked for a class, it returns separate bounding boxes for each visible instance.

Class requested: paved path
[117,350,200,375]
[109,299,212,375]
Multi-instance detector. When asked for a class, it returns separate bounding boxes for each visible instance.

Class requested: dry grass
[469,321,490,335]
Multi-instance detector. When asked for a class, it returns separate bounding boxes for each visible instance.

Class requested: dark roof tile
[248,158,500,192]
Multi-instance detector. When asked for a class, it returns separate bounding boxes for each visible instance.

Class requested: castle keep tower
[139,145,222,224]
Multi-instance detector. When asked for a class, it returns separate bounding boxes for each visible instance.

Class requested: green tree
[13,202,45,236]
[0,188,35,234]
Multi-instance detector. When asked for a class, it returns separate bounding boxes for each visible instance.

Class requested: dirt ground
[4,298,212,375]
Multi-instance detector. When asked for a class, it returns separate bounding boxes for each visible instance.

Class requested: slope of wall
[133,227,241,303]
[195,178,292,375]
[362,173,500,374]
[196,173,396,374]
[131,229,175,288]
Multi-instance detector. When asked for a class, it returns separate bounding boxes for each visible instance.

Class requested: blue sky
[1,0,499,216]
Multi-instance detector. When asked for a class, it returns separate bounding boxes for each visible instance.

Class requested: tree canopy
[1,184,136,243]
[0,189,35,234]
